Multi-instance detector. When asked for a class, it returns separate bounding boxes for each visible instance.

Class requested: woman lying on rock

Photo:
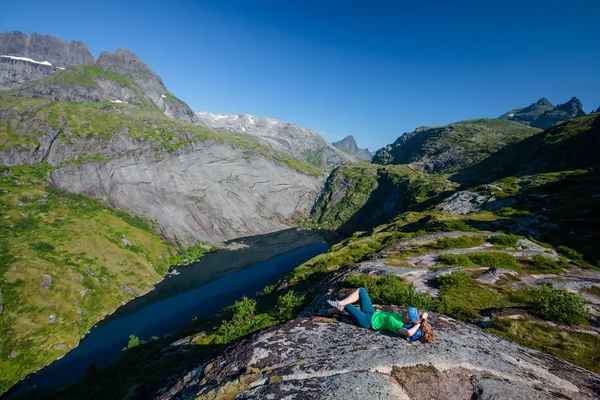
[327,287,435,343]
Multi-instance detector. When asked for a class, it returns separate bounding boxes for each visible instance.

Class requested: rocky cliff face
[332,134,373,161]
[48,140,321,245]
[96,49,199,124]
[372,119,540,173]
[0,31,94,68]
[0,97,323,245]
[499,97,587,129]
[0,56,61,90]
[194,111,355,167]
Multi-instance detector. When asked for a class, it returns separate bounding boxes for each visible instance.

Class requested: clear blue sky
[2,0,599,150]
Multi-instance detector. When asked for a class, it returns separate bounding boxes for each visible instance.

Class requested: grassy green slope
[452,113,600,185]
[0,164,199,393]
[309,163,454,233]
[373,119,541,173]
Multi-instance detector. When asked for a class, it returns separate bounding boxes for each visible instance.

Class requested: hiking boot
[327,299,344,312]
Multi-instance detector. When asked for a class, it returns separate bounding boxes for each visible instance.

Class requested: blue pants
[345,287,375,329]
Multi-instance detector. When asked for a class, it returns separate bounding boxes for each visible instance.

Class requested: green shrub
[435,236,485,249]
[528,255,567,273]
[276,291,304,320]
[437,253,473,266]
[122,335,146,351]
[489,233,521,247]
[261,284,276,296]
[215,297,271,343]
[557,246,592,268]
[529,285,589,325]
[435,271,472,288]
[443,220,477,232]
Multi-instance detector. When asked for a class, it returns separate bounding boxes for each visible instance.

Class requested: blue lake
[8,229,329,397]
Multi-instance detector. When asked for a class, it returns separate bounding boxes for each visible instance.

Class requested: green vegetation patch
[310,163,453,232]
[529,285,589,325]
[82,66,132,87]
[434,271,472,289]
[0,165,182,393]
[435,278,532,322]
[163,92,178,102]
[435,235,485,249]
[489,233,521,247]
[491,317,600,374]
[438,252,519,269]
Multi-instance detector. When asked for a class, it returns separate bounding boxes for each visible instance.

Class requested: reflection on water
[8,229,329,398]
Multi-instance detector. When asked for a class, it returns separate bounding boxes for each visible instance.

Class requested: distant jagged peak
[555,96,585,113]
[535,97,553,107]
[332,135,373,161]
[499,96,586,129]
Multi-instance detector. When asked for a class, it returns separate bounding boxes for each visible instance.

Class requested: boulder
[477,267,519,284]
[120,286,136,296]
[437,191,487,214]
[41,275,52,290]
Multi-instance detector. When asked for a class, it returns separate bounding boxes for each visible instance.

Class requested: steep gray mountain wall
[48,141,321,245]
[332,135,373,161]
[0,99,323,245]
[0,31,94,68]
[96,49,199,124]
[194,111,354,167]
[13,72,155,107]
[0,56,60,90]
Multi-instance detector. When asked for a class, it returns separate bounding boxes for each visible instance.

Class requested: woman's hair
[418,311,435,344]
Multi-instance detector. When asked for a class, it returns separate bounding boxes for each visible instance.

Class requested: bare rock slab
[157,315,600,399]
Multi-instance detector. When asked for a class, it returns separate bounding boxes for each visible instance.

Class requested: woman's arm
[397,321,421,337]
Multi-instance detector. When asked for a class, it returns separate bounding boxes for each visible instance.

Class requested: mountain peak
[536,97,553,107]
[332,135,373,161]
[96,48,151,75]
[499,97,585,129]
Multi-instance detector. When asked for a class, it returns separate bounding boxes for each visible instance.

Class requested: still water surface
[9,229,328,397]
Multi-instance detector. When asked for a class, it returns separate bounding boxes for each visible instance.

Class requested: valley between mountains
[0,31,599,399]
